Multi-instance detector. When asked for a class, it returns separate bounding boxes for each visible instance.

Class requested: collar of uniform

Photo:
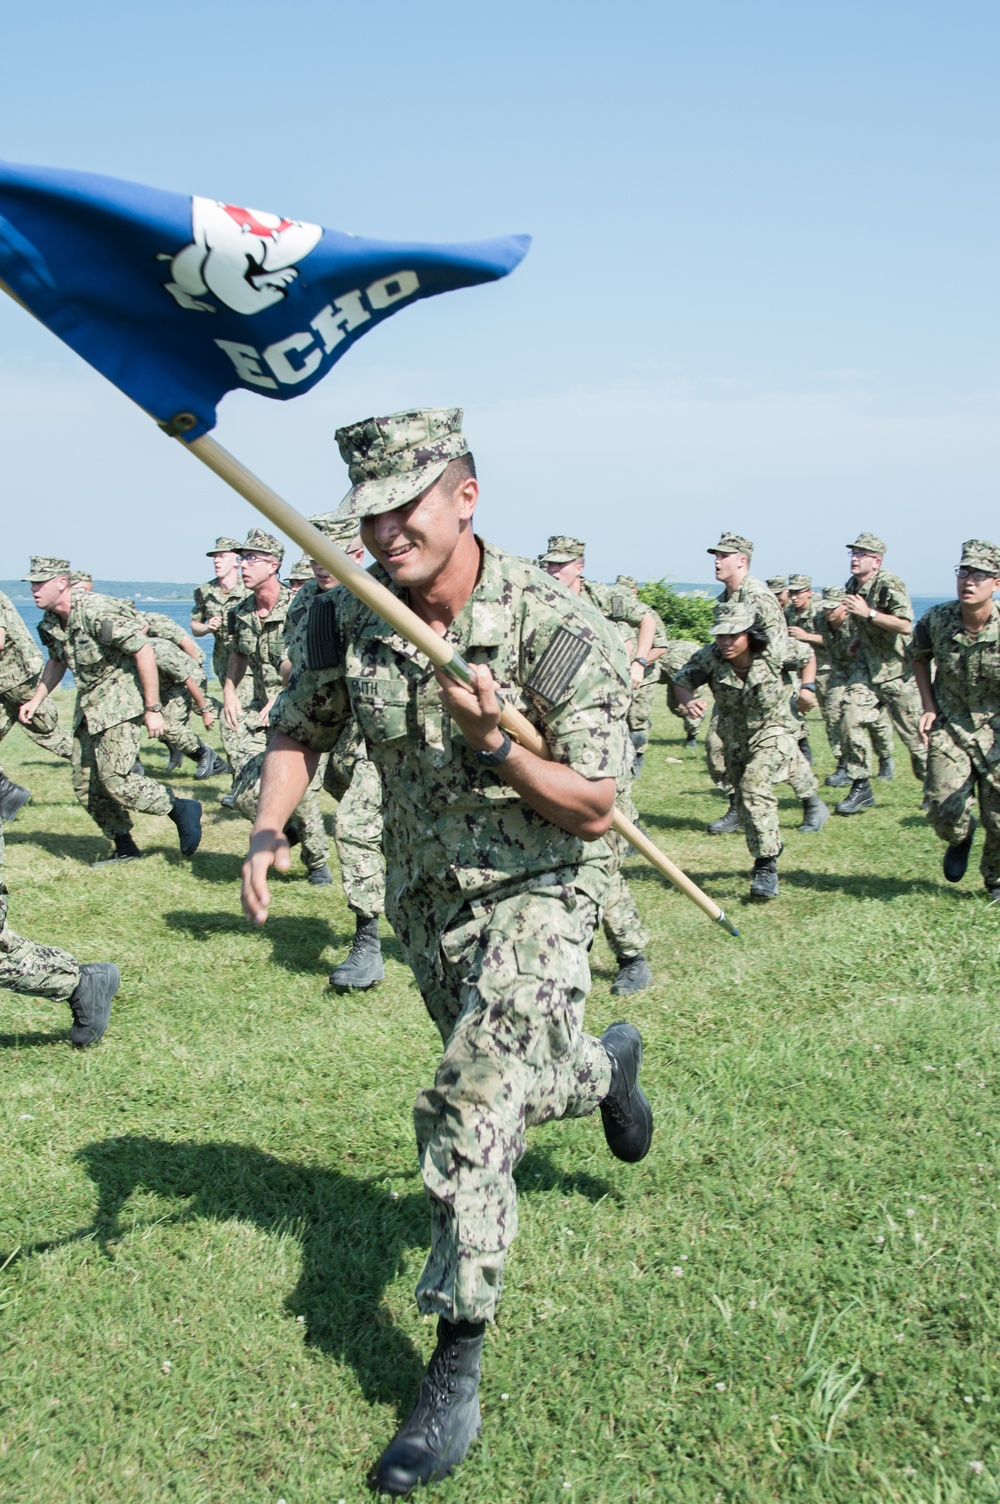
[950,598,1000,647]
[242,583,292,624]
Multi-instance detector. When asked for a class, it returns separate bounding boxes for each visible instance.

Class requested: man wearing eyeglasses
[833,532,927,815]
[911,540,1000,904]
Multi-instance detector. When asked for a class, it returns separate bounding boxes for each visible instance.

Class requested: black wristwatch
[144,702,162,713]
[800,681,817,691]
[632,656,648,667]
[474,731,512,766]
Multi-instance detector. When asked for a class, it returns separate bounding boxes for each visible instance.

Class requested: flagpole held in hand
[176,424,738,937]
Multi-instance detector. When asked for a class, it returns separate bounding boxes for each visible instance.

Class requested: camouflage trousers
[842,675,926,781]
[823,681,894,764]
[329,757,385,918]
[229,716,329,873]
[602,785,649,960]
[627,676,657,761]
[729,732,818,858]
[73,718,174,839]
[218,673,253,769]
[0,885,79,1001]
[158,685,204,760]
[925,731,1000,890]
[0,682,73,763]
[705,708,729,788]
[398,881,612,1325]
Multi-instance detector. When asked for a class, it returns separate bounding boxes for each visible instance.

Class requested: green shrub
[638,579,715,643]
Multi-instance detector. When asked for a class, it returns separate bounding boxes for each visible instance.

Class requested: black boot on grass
[68,962,119,1047]
[835,778,876,816]
[0,773,31,823]
[750,855,779,900]
[707,797,740,835]
[825,764,848,787]
[599,1022,653,1162]
[798,793,830,833]
[373,1318,483,1496]
[943,818,976,883]
[168,797,203,856]
[329,914,384,989]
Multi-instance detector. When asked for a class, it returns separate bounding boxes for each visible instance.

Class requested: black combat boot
[307,863,333,886]
[599,1022,653,1162]
[67,962,119,1047]
[0,773,31,823]
[168,796,203,856]
[219,790,236,808]
[165,747,184,773]
[329,914,384,989]
[799,736,814,765]
[193,741,222,779]
[707,797,741,835]
[749,855,779,900]
[943,818,976,883]
[835,778,876,816]
[877,756,895,780]
[373,1318,484,1495]
[798,793,830,833]
[611,953,652,995]
[684,721,699,748]
[825,764,848,787]
[92,832,143,867]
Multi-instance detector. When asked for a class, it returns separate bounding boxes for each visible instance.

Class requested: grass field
[2,693,999,1503]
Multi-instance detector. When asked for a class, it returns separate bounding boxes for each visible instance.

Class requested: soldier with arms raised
[242,409,653,1496]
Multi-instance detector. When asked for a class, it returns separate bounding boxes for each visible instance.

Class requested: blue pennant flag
[0,161,530,440]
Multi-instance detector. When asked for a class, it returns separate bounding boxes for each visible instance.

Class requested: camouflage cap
[711,600,756,635]
[69,571,93,587]
[766,576,788,591]
[788,573,812,592]
[333,408,468,522]
[847,531,886,555]
[615,574,639,591]
[538,535,586,565]
[288,554,313,581]
[959,538,1000,574]
[708,532,754,557]
[22,556,70,582]
[822,586,846,606]
[308,510,363,546]
[206,536,242,556]
[240,527,284,562]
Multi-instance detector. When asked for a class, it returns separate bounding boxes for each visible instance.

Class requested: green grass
[2,693,999,1503]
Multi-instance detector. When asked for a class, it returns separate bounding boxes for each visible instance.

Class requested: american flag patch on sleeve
[525,628,592,703]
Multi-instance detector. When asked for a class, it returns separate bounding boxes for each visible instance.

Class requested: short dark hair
[441,452,477,492]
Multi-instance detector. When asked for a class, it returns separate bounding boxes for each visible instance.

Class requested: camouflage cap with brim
[959,538,1000,574]
[615,574,639,591]
[206,536,242,556]
[788,574,812,592]
[538,534,586,566]
[766,576,788,591]
[708,532,754,557]
[288,554,313,580]
[333,408,468,523]
[240,527,284,562]
[307,511,364,547]
[22,556,70,582]
[847,532,886,555]
[822,586,846,605]
[69,571,93,587]
[711,601,756,635]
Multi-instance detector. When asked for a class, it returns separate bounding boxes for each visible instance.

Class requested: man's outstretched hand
[242,828,292,926]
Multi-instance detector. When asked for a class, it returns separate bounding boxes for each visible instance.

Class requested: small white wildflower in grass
[877,1235,885,1245]
[390,1191,399,1201]
[770,1414,779,1422]
[501,1393,509,1401]
[18,1114,33,1121]
[296,1315,304,1323]
[715,1382,726,1391]
[681,1254,688,1260]
[959,1294,968,1300]
[748,1298,757,1309]
[906,1208,915,1217]
[919,1194,929,1201]
[895,1334,904,1343]
[965,1396,974,1404]
[970,1461,984,1475]
[672,1266,684,1277]
[563,1482,571,1490]
[161,1361,171,1374]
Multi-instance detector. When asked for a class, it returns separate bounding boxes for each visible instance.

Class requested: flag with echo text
[0,161,529,439]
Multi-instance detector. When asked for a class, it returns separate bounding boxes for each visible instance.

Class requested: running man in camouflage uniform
[242,408,652,1495]
[766,575,790,609]
[191,537,251,771]
[796,586,895,786]
[287,555,313,593]
[148,634,225,779]
[0,587,72,822]
[911,540,1000,903]
[835,532,927,816]
[279,512,388,984]
[704,532,791,835]
[613,574,668,771]
[784,574,820,765]
[19,559,202,863]
[223,529,331,884]
[0,812,119,1045]
[537,536,654,995]
[661,638,705,748]
[673,600,829,900]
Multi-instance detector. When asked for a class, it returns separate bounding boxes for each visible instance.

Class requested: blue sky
[1,0,997,589]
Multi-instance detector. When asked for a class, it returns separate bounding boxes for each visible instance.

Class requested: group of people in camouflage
[2,401,998,1496]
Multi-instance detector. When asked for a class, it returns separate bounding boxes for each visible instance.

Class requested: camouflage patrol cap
[333,407,469,522]
[788,574,812,592]
[206,536,242,556]
[847,531,886,555]
[308,510,363,546]
[822,586,846,606]
[288,554,313,581]
[240,527,284,562]
[959,538,1000,574]
[766,576,788,591]
[538,535,586,565]
[711,600,755,635]
[615,574,639,591]
[69,571,93,587]
[708,532,754,557]
[22,556,70,582]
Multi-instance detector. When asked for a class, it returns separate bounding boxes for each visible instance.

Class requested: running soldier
[537,535,655,994]
[613,574,668,772]
[191,537,251,772]
[0,586,72,821]
[19,559,202,863]
[798,587,895,787]
[243,407,652,1495]
[911,539,1000,903]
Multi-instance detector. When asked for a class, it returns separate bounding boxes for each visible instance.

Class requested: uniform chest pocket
[347,676,410,745]
[70,634,105,672]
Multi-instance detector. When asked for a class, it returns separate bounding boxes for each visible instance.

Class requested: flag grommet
[160,412,198,437]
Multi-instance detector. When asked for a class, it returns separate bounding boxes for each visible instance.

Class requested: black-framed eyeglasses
[955,566,995,583]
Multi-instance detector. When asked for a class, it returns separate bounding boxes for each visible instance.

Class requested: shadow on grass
[0,1028,69,1049]
[778,867,944,900]
[165,910,340,972]
[3,829,106,864]
[638,810,711,835]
